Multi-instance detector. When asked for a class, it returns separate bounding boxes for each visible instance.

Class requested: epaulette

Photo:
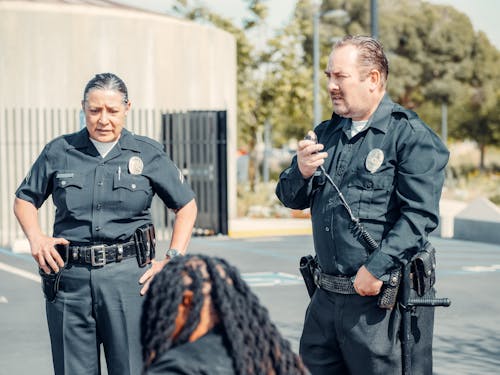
[132,133,164,152]
[391,104,429,132]
[392,104,418,121]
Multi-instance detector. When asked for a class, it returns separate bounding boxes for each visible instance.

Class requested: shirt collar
[366,93,395,134]
[118,128,141,152]
[69,128,141,153]
[330,93,395,135]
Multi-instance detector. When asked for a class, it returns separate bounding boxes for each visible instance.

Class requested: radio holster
[410,242,436,296]
[299,255,318,298]
[39,268,64,303]
[134,224,156,267]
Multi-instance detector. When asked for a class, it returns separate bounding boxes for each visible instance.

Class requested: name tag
[56,173,74,179]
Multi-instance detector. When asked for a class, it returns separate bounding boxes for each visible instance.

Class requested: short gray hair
[82,73,129,104]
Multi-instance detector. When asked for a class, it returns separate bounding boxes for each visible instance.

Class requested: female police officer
[13,73,197,375]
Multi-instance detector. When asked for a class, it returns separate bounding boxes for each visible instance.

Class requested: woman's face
[82,89,130,142]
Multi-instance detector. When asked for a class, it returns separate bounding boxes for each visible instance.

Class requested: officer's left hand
[139,258,169,295]
[353,266,383,296]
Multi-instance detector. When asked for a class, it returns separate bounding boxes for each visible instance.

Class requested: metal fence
[163,111,228,236]
[0,107,227,248]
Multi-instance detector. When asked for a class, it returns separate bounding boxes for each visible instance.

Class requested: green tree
[324,0,499,167]
[171,0,271,190]
[453,32,500,170]
[263,0,356,144]
[261,0,316,144]
[171,0,500,174]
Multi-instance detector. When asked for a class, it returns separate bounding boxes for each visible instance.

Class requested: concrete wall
[0,1,237,224]
[453,198,500,245]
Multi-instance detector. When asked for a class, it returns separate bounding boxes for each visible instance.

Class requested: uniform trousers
[300,287,434,375]
[45,258,146,375]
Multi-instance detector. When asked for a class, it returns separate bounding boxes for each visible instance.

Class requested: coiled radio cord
[305,133,379,251]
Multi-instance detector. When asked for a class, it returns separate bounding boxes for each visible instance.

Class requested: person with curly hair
[141,254,308,375]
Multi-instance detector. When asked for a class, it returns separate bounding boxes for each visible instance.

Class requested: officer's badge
[128,156,144,175]
[365,148,384,173]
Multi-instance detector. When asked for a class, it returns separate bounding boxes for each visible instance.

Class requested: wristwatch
[166,248,181,260]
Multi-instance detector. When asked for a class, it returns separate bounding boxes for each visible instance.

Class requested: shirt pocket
[346,173,393,220]
[113,174,152,213]
[53,172,86,214]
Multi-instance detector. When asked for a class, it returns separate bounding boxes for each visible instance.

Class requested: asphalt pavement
[1,234,499,374]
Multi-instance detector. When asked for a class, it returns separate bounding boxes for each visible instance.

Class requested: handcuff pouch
[134,224,156,267]
[411,243,436,296]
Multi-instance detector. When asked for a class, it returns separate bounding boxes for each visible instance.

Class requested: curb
[228,227,312,239]
[228,218,312,239]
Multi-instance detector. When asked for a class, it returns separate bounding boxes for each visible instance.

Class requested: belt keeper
[72,248,79,261]
[313,269,320,287]
[116,245,123,262]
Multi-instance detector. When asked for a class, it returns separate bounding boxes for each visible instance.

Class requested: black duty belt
[313,269,357,295]
[56,240,137,267]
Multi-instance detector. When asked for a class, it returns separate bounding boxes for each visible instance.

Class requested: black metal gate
[162,111,228,235]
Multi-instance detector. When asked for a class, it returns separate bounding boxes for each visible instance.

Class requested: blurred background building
[0,0,237,247]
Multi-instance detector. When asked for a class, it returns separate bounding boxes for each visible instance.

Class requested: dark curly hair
[141,254,307,375]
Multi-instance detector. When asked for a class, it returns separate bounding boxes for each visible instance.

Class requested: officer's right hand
[297,131,328,179]
[29,234,69,274]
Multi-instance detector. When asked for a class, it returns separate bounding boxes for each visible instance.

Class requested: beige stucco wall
[0,0,237,224]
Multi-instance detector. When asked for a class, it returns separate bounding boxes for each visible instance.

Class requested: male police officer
[276,35,449,374]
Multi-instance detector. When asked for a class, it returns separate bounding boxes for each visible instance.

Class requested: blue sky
[116,0,500,50]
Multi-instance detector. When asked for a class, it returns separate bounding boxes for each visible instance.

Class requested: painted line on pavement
[462,264,500,273]
[0,261,301,289]
[0,247,32,260]
[0,262,40,283]
[242,272,302,287]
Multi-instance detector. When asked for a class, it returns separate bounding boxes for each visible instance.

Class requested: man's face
[325,45,374,121]
[82,89,130,142]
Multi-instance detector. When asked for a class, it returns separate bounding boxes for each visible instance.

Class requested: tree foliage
[283,0,500,166]
[170,0,500,172]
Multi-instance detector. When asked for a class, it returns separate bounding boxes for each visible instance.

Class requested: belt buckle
[90,245,106,266]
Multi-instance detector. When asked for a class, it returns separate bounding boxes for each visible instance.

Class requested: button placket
[92,163,107,239]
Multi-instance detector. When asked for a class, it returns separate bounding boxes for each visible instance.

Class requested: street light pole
[313,9,321,127]
[371,0,378,38]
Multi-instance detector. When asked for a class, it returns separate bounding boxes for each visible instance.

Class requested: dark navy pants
[300,287,434,375]
[44,258,147,375]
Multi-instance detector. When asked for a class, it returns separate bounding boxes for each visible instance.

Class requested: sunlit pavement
[1,234,499,374]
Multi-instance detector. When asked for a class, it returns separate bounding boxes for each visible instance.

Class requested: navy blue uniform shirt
[276,94,449,278]
[16,128,195,244]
